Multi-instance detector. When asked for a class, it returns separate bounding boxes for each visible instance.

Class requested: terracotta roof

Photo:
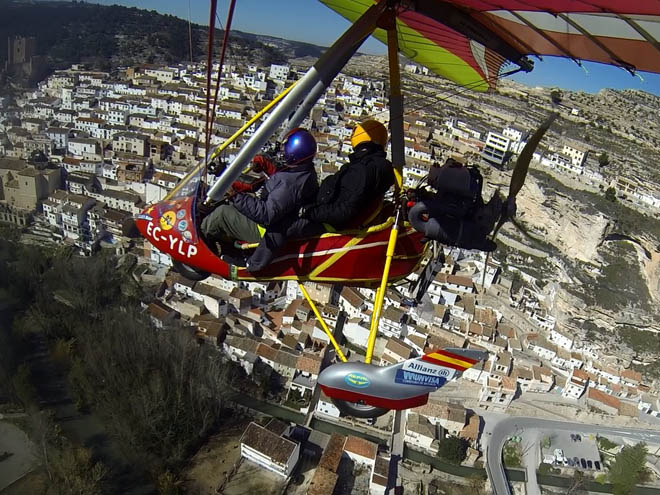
[240,422,297,466]
[382,305,405,322]
[501,376,517,392]
[372,455,389,488]
[297,353,322,375]
[621,369,642,383]
[256,343,278,361]
[147,300,175,320]
[340,286,364,308]
[274,349,299,369]
[407,333,427,349]
[435,273,474,288]
[514,366,533,381]
[556,347,572,360]
[532,366,553,381]
[588,388,620,411]
[281,335,299,351]
[498,323,517,339]
[459,412,481,442]
[384,337,413,359]
[618,400,639,417]
[343,435,377,461]
[412,400,465,425]
[572,369,589,382]
[474,307,498,327]
[307,468,338,495]
[229,287,251,300]
[283,299,304,318]
[266,310,284,329]
[407,413,436,439]
[318,433,345,472]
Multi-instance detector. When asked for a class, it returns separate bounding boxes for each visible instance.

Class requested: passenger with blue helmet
[201,128,318,271]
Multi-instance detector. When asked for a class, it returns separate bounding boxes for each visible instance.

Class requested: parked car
[580,458,587,469]
[595,461,601,470]
[568,459,575,466]
[587,460,593,469]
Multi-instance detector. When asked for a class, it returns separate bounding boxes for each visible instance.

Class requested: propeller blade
[509,113,558,200]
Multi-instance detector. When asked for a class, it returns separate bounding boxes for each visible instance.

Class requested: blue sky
[91,0,660,96]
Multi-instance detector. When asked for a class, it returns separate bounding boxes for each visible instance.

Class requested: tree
[567,470,587,495]
[605,186,617,202]
[599,152,610,167]
[12,363,36,408]
[609,442,650,495]
[437,436,469,465]
[550,89,562,105]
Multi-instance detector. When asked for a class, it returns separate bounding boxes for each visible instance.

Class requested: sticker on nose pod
[344,372,370,388]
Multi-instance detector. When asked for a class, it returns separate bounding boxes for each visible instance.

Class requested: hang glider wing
[320,0,660,91]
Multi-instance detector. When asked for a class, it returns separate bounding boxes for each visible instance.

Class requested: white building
[67,138,99,158]
[562,368,589,399]
[239,420,300,478]
[482,131,510,166]
[316,391,341,418]
[549,328,573,351]
[562,144,588,167]
[269,64,290,81]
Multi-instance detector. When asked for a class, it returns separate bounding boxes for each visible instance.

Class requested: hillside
[0,1,325,82]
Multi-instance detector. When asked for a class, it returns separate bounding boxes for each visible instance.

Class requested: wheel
[331,399,390,419]
[172,260,210,281]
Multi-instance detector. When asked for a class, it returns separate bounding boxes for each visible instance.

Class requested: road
[386,409,406,494]
[485,414,660,495]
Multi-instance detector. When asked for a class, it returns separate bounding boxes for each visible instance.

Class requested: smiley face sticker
[159,210,176,231]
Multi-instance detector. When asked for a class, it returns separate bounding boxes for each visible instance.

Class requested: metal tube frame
[386,14,405,193]
[164,82,298,201]
[205,0,388,202]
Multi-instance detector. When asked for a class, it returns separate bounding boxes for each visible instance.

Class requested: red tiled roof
[319,433,345,472]
[588,388,621,411]
[343,435,377,461]
[297,353,322,375]
[621,369,642,383]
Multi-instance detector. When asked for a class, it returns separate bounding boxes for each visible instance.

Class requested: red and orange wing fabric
[320,0,660,90]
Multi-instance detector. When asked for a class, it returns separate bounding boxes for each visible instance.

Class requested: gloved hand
[231,180,256,194]
[252,154,277,176]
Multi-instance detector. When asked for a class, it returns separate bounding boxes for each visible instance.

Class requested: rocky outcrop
[514,175,609,264]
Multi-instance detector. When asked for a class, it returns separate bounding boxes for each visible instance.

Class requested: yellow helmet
[351,119,388,149]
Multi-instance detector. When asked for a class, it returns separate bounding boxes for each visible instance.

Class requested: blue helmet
[283,128,316,165]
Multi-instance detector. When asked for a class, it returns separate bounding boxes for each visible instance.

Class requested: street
[484,414,660,495]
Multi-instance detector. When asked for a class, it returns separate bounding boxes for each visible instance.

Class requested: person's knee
[202,204,231,236]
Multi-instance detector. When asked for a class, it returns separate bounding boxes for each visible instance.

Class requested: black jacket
[305,142,394,229]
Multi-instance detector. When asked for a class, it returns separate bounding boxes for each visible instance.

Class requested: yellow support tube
[386,14,404,193]
[299,283,347,363]
[165,81,298,200]
[365,218,400,364]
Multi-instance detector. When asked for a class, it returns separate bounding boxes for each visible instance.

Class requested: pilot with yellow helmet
[300,119,394,230]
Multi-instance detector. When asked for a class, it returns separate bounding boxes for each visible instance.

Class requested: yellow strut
[365,214,400,364]
[298,283,347,363]
[165,81,298,200]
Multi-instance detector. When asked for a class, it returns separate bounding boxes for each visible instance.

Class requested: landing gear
[172,260,210,281]
[331,399,390,419]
